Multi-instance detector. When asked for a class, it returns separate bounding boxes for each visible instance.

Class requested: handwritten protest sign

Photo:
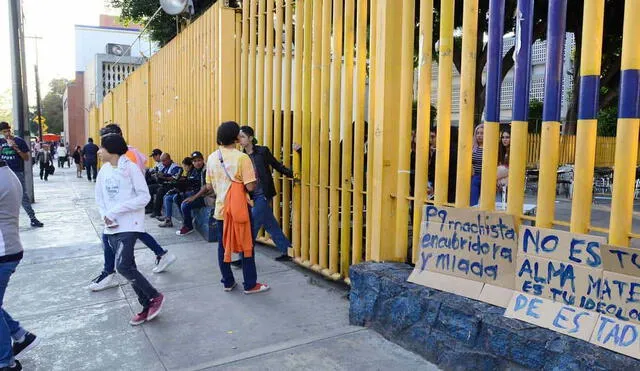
[408,205,517,305]
[590,315,640,358]
[505,292,599,341]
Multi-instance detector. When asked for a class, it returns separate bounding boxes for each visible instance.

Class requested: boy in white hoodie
[95,134,165,325]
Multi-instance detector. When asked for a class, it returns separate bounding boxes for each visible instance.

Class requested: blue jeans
[251,195,291,254]
[163,193,183,219]
[216,220,257,291]
[102,232,166,274]
[13,171,36,220]
[85,161,97,181]
[470,175,482,206]
[181,196,204,230]
[107,233,161,309]
[0,261,27,367]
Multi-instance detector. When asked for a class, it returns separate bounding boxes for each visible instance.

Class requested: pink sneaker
[147,294,165,321]
[244,283,270,295]
[130,310,148,326]
[176,226,194,236]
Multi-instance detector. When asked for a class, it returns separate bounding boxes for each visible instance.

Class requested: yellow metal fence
[91,1,640,283]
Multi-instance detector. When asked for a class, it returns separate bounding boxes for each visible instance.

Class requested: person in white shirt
[95,134,165,325]
[56,143,69,168]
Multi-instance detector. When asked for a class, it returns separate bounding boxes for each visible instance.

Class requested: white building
[429,33,576,125]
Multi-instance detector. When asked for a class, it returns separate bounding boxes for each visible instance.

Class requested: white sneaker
[152,252,177,273]
[88,272,119,291]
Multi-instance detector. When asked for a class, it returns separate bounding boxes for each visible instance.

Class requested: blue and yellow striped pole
[506,0,534,220]
[609,1,640,247]
[570,0,604,234]
[479,0,505,211]
[535,0,567,228]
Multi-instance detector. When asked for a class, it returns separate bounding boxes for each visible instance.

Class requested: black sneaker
[0,360,21,370]
[275,254,292,262]
[30,219,43,228]
[12,332,39,357]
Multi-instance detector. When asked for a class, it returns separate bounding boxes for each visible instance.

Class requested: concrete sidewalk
[8,166,437,371]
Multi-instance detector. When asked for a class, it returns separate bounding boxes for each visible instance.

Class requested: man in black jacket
[239,126,294,261]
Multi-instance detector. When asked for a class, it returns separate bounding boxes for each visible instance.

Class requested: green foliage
[528,99,543,134]
[110,0,218,46]
[40,78,69,134]
[0,90,12,123]
[597,106,617,137]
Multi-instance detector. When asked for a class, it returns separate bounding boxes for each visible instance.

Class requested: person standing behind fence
[470,124,484,206]
[239,126,294,262]
[497,130,510,191]
[83,138,99,182]
[205,121,270,294]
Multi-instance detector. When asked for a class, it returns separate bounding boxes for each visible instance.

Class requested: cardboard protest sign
[505,292,599,341]
[514,254,603,306]
[590,315,640,359]
[479,284,513,308]
[518,226,605,268]
[601,245,640,277]
[408,269,484,301]
[410,205,518,291]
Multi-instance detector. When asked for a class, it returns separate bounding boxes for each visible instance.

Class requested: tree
[0,90,12,123]
[528,99,543,134]
[109,0,219,46]
[425,1,624,133]
[40,78,69,134]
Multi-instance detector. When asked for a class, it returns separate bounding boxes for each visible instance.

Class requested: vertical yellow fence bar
[282,0,293,241]
[536,0,567,228]
[352,0,367,265]
[273,0,284,239]
[256,0,265,140]
[264,0,274,148]
[329,0,344,277]
[292,0,304,260]
[411,0,434,264]
[301,0,313,264]
[609,2,640,246]
[455,0,479,208]
[394,0,414,261]
[570,0,604,233]
[318,0,332,273]
[340,0,355,275]
[365,0,377,261]
[434,0,455,205]
[309,0,323,270]
[235,12,242,120]
[241,0,249,125]
[248,0,257,126]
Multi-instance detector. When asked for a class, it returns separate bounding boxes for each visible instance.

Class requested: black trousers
[39,163,49,180]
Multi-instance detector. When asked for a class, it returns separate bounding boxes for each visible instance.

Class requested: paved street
[8,166,437,371]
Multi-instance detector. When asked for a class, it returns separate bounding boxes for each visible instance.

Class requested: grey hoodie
[0,164,24,261]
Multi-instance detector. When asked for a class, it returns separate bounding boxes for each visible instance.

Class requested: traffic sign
[33,115,46,124]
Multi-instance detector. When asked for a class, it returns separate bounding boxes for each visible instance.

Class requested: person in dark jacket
[83,138,99,182]
[36,144,54,181]
[239,126,294,261]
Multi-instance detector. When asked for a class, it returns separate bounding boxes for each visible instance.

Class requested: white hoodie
[95,156,151,235]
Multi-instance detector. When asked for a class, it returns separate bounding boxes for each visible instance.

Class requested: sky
[0,0,118,112]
